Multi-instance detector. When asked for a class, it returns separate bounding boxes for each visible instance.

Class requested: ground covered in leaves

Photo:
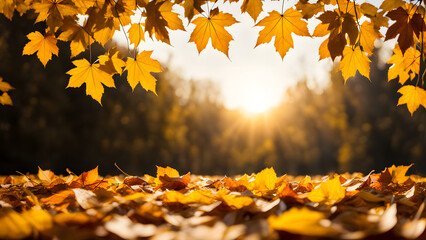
[1,165,426,240]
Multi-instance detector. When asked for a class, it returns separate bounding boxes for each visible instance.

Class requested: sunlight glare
[238,84,277,114]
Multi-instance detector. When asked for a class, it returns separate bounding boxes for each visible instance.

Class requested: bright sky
[126,1,334,112]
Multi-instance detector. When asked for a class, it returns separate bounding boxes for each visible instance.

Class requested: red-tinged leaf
[385,7,425,54]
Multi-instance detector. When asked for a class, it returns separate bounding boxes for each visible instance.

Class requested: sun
[238,84,277,114]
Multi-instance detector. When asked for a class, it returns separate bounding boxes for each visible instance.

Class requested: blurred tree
[0,12,425,176]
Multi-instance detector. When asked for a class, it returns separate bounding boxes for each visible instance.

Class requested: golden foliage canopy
[0,0,425,114]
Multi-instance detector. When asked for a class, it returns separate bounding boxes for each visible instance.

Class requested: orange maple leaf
[22,31,58,67]
[339,46,370,82]
[32,0,79,31]
[397,86,426,115]
[241,0,263,22]
[128,23,145,47]
[66,59,115,104]
[144,0,184,44]
[255,8,310,59]
[387,45,420,85]
[175,0,206,21]
[189,8,238,57]
[124,51,162,93]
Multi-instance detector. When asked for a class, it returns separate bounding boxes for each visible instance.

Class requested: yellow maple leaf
[318,38,330,60]
[92,16,120,46]
[241,0,263,22]
[128,23,145,47]
[177,0,206,21]
[255,8,310,59]
[379,0,405,12]
[360,21,381,55]
[296,1,324,19]
[313,23,329,37]
[189,9,238,57]
[144,0,184,44]
[22,31,58,67]
[307,177,346,205]
[98,47,125,75]
[339,46,370,82]
[124,51,162,94]
[388,45,420,85]
[388,164,413,184]
[251,167,277,194]
[66,59,115,104]
[268,207,337,237]
[32,0,79,31]
[397,85,426,115]
[58,20,92,57]
[0,0,14,20]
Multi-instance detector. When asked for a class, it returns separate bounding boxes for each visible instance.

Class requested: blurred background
[0,12,425,177]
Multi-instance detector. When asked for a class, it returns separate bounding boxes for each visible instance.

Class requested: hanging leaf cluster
[0,0,426,114]
[1,164,426,239]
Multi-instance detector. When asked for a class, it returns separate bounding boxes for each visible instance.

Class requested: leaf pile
[1,165,426,239]
[1,0,426,115]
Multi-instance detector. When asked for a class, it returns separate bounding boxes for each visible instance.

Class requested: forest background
[0,11,425,177]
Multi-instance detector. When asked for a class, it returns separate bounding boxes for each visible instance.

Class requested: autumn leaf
[32,0,79,31]
[360,21,382,55]
[221,194,254,209]
[339,46,370,82]
[0,77,14,106]
[307,177,346,205]
[21,208,53,233]
[385,7,425,54]
[0,92,13,106]
[189,9,238,57]
[268,207,337,237]
[241,0,263,22]
[128,23,145,47]
[162,190,216,205]
[0,0,15,20]
[341,13,358,46]
[387,45,420,85]
[124,51,162,94]
[58,20,92,57]
[98,47,125,75]
[251,167,277,195]
[22,31,58,67]
[0,77,14,92]
[397,86,426,116]
[37,166,55,185]
[295,0,324,19]
[175,0,206,21]
[156,166,180,179]
[0,208,32,239]
[388,164,413,184]
[144,0,184,44]
[379,0,405,12]
[66,59,115,104]
[256,8,310,59]
[223,175,250,192]
[317,10,345,60]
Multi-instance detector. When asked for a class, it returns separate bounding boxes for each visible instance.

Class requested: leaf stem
[111,0,131,55]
